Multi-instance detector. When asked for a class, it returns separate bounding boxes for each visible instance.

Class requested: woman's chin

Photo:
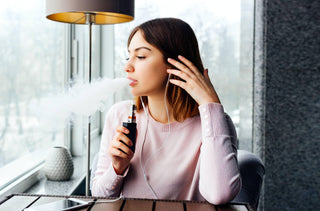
[130,87,149,97]
[130,90,140,97]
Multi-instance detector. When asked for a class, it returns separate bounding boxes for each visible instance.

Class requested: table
[0,193,253,211]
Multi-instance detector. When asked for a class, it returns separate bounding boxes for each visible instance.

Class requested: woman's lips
[127,78,137,86]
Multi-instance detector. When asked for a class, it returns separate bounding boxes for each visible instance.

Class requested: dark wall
[254,0,320,210]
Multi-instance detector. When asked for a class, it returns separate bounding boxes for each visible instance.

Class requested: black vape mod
[122,102,137,153]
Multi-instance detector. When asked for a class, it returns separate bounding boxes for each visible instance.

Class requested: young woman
[92,18,241,204]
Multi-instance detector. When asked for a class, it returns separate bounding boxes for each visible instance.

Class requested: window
[113,0,253,150]
[0,0,66,193]
[0,1,105,196]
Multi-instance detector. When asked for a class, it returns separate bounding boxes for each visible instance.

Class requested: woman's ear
[204,68,209,77]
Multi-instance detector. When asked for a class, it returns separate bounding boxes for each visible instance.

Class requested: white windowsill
[0,163,42,202]
[0,137,100,201]
[0,151,47,191]
[24,156,87,196]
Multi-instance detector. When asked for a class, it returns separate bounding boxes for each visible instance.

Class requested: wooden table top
[0,193,253,211]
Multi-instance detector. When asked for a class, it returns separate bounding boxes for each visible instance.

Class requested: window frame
[0,23,72,198]
[0,23,111,198]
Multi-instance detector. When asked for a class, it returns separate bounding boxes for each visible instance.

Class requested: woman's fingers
[115,126,133,148]
[168,55,201,77]
[167,56,221,105]
[167,68,189,82]
[167,57,193,78]
[109,126,134,158]
[108,125,135,175]
[168,78,188,90]
[167,56,204,87]
[109,143,133,159]
[112,139,133,157]
[167,56,204,91]
[176,55,202,77]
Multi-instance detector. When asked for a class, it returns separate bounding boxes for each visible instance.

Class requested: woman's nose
[124,61,134,73]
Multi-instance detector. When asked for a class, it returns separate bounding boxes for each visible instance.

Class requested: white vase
[44,146,74,181]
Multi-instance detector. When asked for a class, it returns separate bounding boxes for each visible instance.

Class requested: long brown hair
[127,18,204,122]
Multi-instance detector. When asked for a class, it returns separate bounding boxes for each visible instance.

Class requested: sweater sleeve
[198,103,241,204]
[91,103,129,197]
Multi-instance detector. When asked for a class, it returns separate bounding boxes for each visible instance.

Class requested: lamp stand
[85,13,94,196]
[46,0,134,198]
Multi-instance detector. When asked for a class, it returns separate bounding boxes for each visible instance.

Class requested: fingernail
[125,129,129,133]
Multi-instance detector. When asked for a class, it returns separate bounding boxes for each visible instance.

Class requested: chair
[231,150,265,210]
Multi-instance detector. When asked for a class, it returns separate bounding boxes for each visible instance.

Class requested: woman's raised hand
[167,55,220,105]
[108,126,134,175]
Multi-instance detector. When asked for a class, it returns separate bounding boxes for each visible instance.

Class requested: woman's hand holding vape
[108,126,134,175]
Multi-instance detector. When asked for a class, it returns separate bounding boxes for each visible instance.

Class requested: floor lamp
[45,0,134,196]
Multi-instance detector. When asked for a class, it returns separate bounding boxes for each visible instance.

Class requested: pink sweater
[92,101,241,204]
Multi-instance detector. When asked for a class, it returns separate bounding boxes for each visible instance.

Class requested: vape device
[122,102,137,153]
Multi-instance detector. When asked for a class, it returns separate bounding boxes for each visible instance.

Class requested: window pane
[113,0,253,149]
[0,0,65,188]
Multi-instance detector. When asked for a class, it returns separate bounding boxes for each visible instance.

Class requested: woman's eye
[137,56,146,59]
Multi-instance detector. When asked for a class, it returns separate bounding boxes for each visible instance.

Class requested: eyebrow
[128,46,152,53]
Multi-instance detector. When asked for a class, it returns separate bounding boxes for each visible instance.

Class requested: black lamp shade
[46,0,134,24]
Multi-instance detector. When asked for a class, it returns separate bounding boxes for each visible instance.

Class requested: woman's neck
[147,96,175,124]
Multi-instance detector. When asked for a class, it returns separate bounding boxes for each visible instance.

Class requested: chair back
[231,150,265,209]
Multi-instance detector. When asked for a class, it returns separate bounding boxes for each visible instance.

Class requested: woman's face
[125,30,169,98]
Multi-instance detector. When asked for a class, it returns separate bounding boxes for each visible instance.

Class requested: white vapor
[33,77,130,131]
